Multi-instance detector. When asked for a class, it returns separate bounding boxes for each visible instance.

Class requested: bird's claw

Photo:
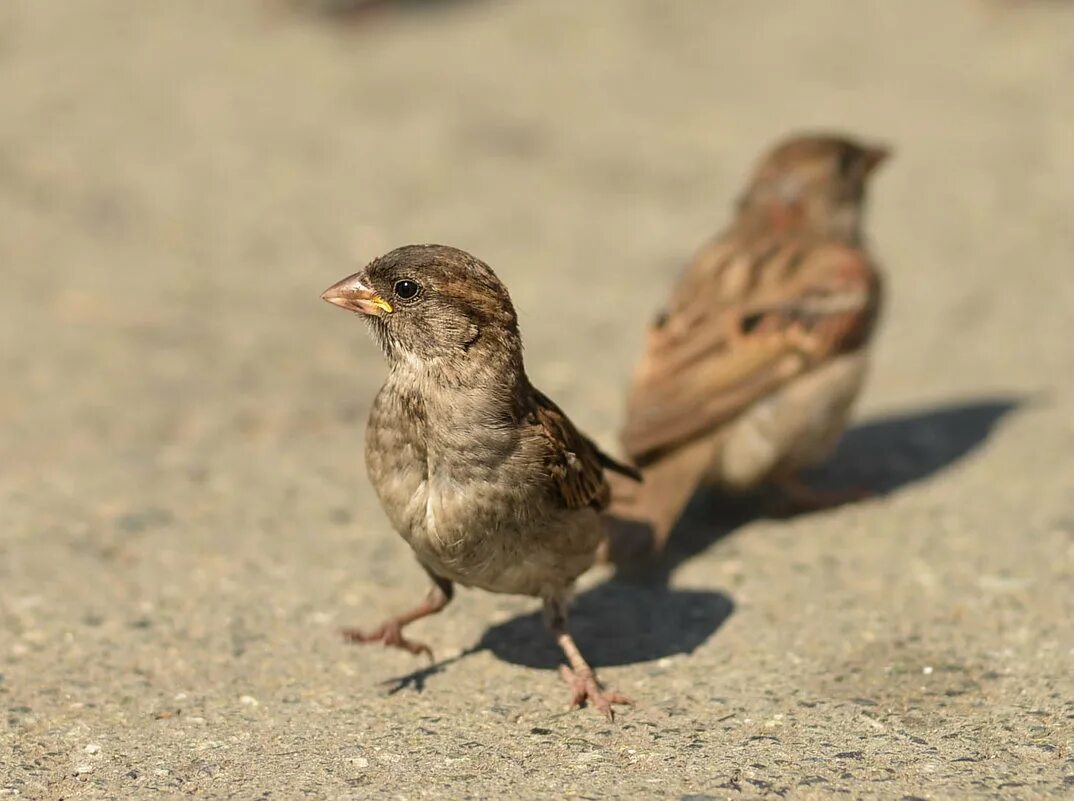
[342,621,435,661]
[558,665,631,721]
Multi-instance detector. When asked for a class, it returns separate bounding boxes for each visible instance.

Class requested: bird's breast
[363,372,598,595]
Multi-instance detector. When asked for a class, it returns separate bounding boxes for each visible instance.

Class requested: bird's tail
[598,436,718,564]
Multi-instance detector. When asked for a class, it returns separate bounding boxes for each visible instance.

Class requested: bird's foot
[342,620,434,660]
[558,664,631,721]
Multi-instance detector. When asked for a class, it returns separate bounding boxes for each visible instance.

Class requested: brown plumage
[606,134,889,560]
[321,244,638,719]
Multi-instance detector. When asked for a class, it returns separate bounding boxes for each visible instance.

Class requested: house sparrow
[321,244,640,719]
[606,134,889,560]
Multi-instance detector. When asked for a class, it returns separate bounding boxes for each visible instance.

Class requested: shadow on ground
[289,0,478,24]
[383,584,734,693]
[385,396,1020,691]
[481,583,735,670]
[606,395,1024,581]
[809,396,1023,495]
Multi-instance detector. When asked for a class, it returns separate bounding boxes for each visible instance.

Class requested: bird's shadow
[384,396,1022,689]
[480,582,734,670]
[807,396,1024,496]
[496,396,1025,656]
[288,0,479,25]
[383,583,734,690]
[638,395,1026,574]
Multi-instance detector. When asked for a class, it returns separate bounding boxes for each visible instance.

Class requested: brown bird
[606,134,889,560]
[321,244,640,719]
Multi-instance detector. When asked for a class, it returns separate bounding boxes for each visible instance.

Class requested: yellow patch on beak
[321,274,394,317]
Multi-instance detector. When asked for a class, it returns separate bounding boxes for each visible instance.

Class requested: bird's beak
[864,144,892,174]
[320,272,393,317]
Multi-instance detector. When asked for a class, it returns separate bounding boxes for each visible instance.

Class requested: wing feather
[528,388,641,512]
[622,231,881,465]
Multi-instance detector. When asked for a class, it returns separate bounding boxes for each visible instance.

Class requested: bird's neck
[387,345,528,430]
[383,356,526,483]
[735,200,862,246]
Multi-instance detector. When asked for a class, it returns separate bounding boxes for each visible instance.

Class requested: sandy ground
[2,0,1073,798]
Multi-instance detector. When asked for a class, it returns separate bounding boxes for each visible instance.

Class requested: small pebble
[84,744,101,755]
[239,695,259,707]
[922,666,934,675]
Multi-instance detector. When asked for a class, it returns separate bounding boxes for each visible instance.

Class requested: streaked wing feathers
[622,233,881,464]
[530,388,639,512]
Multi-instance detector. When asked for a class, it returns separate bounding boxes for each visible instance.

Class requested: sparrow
[606,133,889,560]
[321,244,641,719]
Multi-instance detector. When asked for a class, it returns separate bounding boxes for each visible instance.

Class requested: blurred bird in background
[605,134,890,561]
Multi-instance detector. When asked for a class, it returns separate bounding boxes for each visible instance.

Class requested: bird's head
[737,134,890,244]
[321,244,522,373]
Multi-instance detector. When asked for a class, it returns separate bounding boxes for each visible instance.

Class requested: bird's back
[621,224,882,466]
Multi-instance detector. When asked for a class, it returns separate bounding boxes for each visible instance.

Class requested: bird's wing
[528,388,640,512]
[621,232,882,464]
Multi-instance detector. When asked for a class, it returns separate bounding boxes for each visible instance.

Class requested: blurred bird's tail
[598,436,718,564]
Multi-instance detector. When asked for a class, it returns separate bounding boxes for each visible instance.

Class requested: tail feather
[599,436,718,563]
[598,450,643,483]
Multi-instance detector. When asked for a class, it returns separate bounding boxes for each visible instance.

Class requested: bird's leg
[543,598,631,721]
[773,472,872,512]
[343,572,453,661]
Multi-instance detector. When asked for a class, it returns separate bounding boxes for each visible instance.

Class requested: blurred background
[2,1,1073,798]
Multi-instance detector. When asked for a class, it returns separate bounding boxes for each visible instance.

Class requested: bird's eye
[393,279,421,301]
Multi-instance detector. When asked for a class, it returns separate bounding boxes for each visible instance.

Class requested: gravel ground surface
[2,1,1073,798]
